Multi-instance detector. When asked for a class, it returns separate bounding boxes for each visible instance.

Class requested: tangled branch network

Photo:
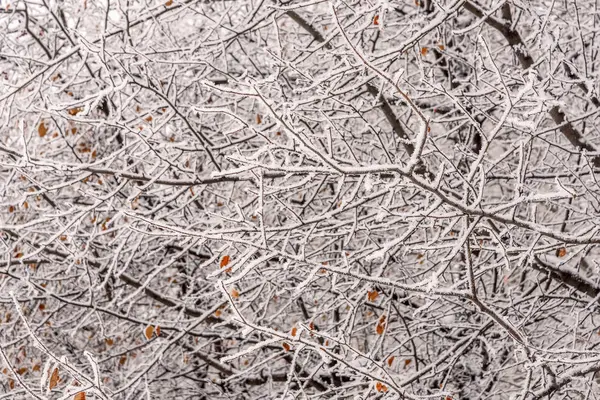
[2,0,600,399]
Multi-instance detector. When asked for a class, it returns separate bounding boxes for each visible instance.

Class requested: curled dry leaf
[373,15,379,25]
[291,327,297,336]
[220,255,230,268]
[74,392,86,400]
[38,122,48,137]
[375,382,388,392]
[49,367,60,389]
[282,342,291,352]
[144,325,154,340]
[387,356,395,367]
[367,290,379,302]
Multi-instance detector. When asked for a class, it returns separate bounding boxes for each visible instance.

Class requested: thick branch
[463,1,600,167]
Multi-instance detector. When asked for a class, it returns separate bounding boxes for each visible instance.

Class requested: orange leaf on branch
[38,122,48,137]
[49,368,60,389]
[367,290,379,302]
[144,325,154,340]
[220,255,230,268]
[375,382,388,392]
